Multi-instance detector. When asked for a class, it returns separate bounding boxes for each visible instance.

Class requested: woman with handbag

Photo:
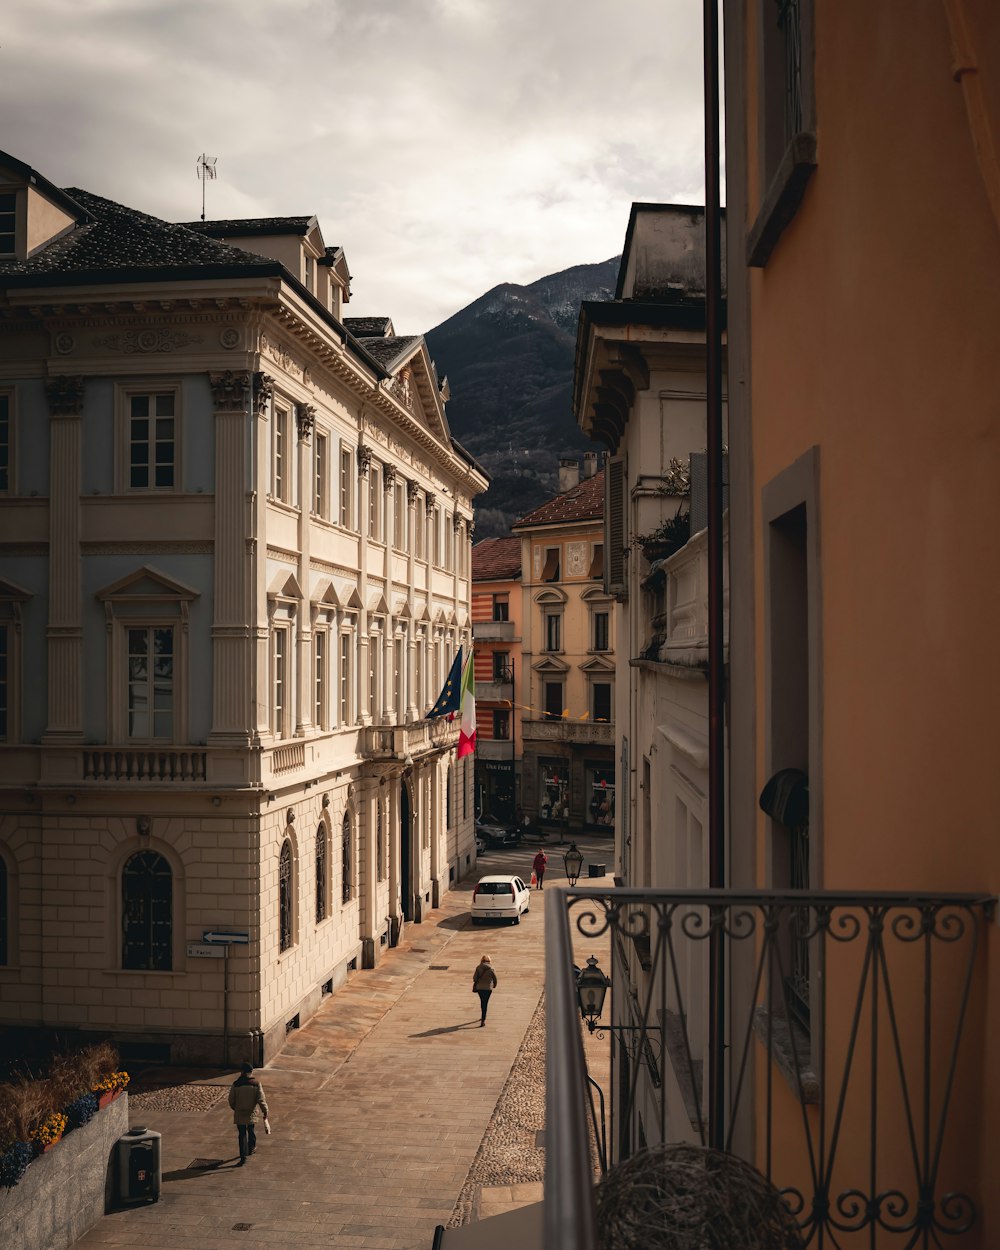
[472,954,497,1027]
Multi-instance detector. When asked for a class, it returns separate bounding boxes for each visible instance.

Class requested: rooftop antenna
[196,154,217,222]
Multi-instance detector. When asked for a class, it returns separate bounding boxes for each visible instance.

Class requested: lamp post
[563,842,583,886]
[576,955,610,1032]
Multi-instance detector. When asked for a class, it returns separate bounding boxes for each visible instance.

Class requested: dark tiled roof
[472,536,522,581]
[344,316,394,337]
[0,188,277,280]
[514,468,605,528]
[355,335,421,371]
[180,216,315,237]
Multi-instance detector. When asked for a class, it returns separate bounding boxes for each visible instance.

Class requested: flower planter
[40,1135,63,1154]
[97,1090,122,1110]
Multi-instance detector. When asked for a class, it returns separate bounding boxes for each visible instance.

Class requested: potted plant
[637,506,691,562]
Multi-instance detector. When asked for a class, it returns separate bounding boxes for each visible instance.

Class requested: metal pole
[704,0,727,1151]
[223,943,230,1067]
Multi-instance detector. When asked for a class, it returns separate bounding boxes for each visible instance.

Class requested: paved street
[72,834,613,1250]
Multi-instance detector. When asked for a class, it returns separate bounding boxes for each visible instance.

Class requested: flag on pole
[426,647,463,719]
[457,650,476,759]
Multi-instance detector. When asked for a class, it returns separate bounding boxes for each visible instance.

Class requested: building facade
[0,150,486,1064]
[470,536,522,823]
[512,458,616,836]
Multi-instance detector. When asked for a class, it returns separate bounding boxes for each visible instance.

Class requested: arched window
[0,856,7,966]
[315,822,327,924]
[279,840,293,951]
[122,851,172,970]
[342,812,352,903]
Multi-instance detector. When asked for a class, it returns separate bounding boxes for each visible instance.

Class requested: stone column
[357,444,371,724]
[406,480,419,722]
[209,371,271,744]
[44,376,85,742]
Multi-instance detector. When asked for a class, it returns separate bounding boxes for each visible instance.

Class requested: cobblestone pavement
[71,834,614,1250]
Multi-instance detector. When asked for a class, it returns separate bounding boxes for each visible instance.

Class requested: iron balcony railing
[545,887,994,1250]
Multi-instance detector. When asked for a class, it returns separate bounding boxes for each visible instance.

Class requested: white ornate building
[0,149,486,1063]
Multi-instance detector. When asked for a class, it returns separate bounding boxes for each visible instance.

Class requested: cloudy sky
[3,0,707,333]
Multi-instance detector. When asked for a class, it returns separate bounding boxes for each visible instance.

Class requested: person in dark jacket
[532,849,548,889]
[472,954,498,1026]
[228,1062,268,1165]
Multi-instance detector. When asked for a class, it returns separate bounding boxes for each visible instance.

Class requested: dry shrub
[0,1078,59,1145]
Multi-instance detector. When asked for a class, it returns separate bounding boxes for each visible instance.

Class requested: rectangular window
[415,495,424,559]
[369,465,381,539]
[545,613,561,653]
[369,631,380,718]
[593,611,609,652]
[339,446,352,527]
[415,634,424,711]
[544,682,564,720]
[339,631,352,725]
[493,651,510,682]
[492,593,509,622]
[128,626,174,741]
[394,481,405,548]
[314,432,328,517]
[542,547,560,581]
[394,636,404,720]
[0,393,9,493]
[0,192,15,256]
[304,253,314,292]
[273,627,288,738]
[592,682,612,723]
[445,513,453,568]
[314,630,327,729]
[493,709,510,740]
[129,393,175,490]
[0,623,8,741]
[433,507,441,566]
[273,406,289,501]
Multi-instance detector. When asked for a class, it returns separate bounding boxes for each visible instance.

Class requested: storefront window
[586,766,615,827]
[539,761,569,823]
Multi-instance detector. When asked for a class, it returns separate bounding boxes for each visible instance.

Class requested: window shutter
[606,457,627,600]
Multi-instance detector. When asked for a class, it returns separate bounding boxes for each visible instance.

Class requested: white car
[471,874,531,925]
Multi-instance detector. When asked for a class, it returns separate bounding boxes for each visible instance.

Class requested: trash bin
[117,1126,161,1204]
[588,863,606,878]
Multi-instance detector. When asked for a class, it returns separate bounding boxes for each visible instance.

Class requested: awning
[433,1201,544,1249]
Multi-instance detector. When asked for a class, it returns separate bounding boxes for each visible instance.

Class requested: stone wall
[0,1093,129,1250]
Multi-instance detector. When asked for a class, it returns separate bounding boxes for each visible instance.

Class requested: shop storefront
[585,763,615,828]
[476,759,516,823]
[538,759,570,826]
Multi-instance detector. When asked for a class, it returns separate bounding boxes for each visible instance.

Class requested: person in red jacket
[532,849,548,890]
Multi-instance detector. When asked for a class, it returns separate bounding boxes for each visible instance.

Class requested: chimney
[559,457,580,493]
[583,452,598,479]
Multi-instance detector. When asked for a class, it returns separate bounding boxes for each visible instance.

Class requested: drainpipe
[704,0,726,1152]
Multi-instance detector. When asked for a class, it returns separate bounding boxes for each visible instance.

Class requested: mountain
[425,257,620,539]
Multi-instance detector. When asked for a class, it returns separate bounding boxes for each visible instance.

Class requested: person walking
[532,848,548,890]
[228,1062,268,1165]
[472,954,497,1027]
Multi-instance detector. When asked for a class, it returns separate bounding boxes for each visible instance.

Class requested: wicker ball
[595,1143,804,1250]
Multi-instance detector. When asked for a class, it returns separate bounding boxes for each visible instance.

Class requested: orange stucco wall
[742,0,1000,1228]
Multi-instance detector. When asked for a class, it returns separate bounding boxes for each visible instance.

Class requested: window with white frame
[304,253,314,293]
[394,634,404,721]
[415,493,424,559]
[339,628,353,726]
[369,464,381,538]
[0,392,11,493]
[414,630,424,712]
[272,623,291,738]
[444,512,453,568]
[369,623,382,719]
[272,403,290,502]
[314,431,328,518]
[127,626,175,741]
[314,628,328,729]
[125,389,177,491]
[432,507,441,566]
[339,445,353,528]
[394,481,405,549]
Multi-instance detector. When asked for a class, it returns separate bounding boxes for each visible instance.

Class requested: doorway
[400,779,412,920]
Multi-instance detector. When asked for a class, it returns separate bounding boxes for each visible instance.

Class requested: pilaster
[295,404,315,736]
[43,375,84,743]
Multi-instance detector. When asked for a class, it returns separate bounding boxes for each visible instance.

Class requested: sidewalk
[72,836,613,1250]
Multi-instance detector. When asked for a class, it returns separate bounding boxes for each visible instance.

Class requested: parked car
[475,829,488,855]
[475,817,521,849]
[471,874,531,925]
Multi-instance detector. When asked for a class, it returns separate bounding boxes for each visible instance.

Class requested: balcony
[544,887,994,1249]
[641,522,728,669]
[521,717,613,746]
[476,679,513,703]
[476,738,515,762]
[362,718,457,762]
[473,620,519,642]
[82,747,208,783]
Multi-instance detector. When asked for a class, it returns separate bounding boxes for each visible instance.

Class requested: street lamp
[576,955,609,1031]
[563,842,583,886]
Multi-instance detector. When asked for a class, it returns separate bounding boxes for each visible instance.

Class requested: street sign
[187,943,225,959]
[202,931,249,945]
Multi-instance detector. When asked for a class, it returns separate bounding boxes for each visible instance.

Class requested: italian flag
[457,650,476,759]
